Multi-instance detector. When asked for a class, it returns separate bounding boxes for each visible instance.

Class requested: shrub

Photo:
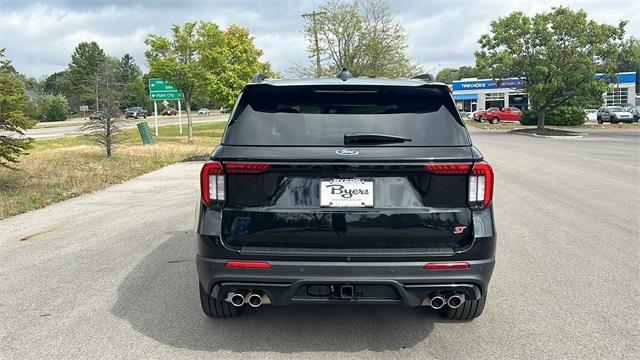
[521,106,586,126]
[37,94,68,122]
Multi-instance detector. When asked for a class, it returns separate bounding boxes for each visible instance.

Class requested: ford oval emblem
[336,148,359,156]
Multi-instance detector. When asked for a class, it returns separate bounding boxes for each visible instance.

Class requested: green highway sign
[149,78,183,101]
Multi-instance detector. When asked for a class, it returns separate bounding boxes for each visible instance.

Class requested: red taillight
[225,261,272,269]
[200,161,223,206]
[424,161,494,209]
[424,163,472,175]
[224,163,271,174]
[469,161,494,209]
[200,162,272,206]
[422,262,470,270]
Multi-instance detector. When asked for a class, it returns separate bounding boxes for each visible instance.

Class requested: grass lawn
[0,122,224,219]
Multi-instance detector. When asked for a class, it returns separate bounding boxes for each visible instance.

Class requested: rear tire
[444,293,486,320]
[490,117,499,124]
[199,283,241,318]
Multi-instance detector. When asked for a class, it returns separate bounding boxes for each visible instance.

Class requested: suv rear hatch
[204,83,490,256]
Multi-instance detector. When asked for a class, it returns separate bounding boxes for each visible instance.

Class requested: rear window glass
[222,85,470,146]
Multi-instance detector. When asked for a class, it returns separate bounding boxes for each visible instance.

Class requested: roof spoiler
[411,73,436,81]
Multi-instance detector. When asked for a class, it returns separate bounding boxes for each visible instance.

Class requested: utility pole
[302,11,326,78]
[96,74,99,111]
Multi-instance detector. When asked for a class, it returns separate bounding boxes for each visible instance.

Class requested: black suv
[196,71,496,320]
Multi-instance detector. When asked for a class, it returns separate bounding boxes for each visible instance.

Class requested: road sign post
[153,101,158,136]
[149,79,184,101]
[148,79,184,137]
[178,100,183,134]
[79,105,89,120]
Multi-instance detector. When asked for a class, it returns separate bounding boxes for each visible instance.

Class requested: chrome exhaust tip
[447,293,465,309]
[247,292,263,308]
[226,292,245,307]
[429,294,446,310]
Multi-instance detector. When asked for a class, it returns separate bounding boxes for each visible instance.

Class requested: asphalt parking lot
[0,127,638,359]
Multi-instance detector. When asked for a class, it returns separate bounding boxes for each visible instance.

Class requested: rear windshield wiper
[344,133,412,145]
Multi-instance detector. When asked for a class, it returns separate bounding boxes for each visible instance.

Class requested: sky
[1,0,638,79]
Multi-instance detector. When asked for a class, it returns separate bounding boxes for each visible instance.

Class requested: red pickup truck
[480,107,522,124]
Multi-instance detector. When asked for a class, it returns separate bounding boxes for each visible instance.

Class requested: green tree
[67,42,106,110]
[0,49,33,168]
[99,56,123,109]
[436,66,492,84]
[145,22,227,143]
[476,7,626,130]
[617,37,640,72]
[120,78,149,110]
[457,66,491,80]
[117,53,142,86]
[37,94,68,122]
[301,0,419,77]
[43,71,71,95]
[210,25,275,107]
[436,68,460,84]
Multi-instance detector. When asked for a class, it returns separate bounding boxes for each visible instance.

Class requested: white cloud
[0,0,637,78]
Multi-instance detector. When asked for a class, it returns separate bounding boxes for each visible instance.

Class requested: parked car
[630,107,640,121]
[195,72,496,321]
[219,107,230,113]
[584,109,598,123]
[482,107,522,124]
[596,106,635,124]
[473,110,487,122]
[198,108,210,115]
[89,111,106,120]
[124,107,147,119]
[162,107,177,116]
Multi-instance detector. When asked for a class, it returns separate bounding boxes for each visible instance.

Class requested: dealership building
[451,71,638,112]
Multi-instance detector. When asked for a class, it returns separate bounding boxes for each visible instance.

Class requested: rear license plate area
[320,178,374,208]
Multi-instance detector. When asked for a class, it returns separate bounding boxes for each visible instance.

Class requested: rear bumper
[197,257,494,306]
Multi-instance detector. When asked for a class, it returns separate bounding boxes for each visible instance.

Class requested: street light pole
[302,11,326,78]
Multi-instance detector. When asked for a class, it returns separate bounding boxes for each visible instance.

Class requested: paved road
[0,128,638,359]
[14,114,228,139]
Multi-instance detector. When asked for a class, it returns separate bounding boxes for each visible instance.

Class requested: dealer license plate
[320,179,374,208]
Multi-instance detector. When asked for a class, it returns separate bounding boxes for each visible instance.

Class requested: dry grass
[0,122,224,219]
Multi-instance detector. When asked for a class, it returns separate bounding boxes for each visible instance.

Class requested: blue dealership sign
[453,72,637,92]
[595,72,636,85]
[452,78,526,91]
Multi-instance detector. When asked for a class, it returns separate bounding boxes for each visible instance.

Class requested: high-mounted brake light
[468,161,494,209]
[225,261,272,269]
[423,262,470,270]
[200,161,224,206]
